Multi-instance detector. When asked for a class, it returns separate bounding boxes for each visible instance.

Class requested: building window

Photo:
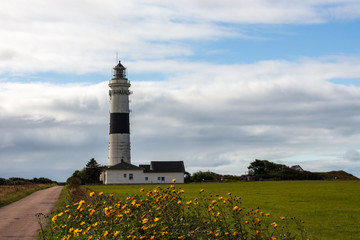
[157,177,160,180]
[145,177,148,181]
[129,174,133,180]
[161,177,165,181]
[124,174,127,178]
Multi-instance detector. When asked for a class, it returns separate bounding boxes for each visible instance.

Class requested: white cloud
[3,57,360,180]
[1,1,360,74]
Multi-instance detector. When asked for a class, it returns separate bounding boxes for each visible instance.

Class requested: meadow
[0,184,53,208]
[87,181,360,240]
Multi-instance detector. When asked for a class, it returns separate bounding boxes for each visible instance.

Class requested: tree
[248,159,266,175]
[191,171,215,182]
[85,158,102,184]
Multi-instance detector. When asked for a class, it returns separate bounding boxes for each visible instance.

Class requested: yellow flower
[178,236,184,239]
[103,231,108,237]
[266,213,271,217]
[142,218,149,224]
[280,217,286,220]
[114,231,120,237]
[172,178,177,182]
[200,189,204,193]
[177,200,182,205]
[271,222,278,228]
[51,216,57,223]
[233,231,238,236]
[89,192,95,197]
[233,206,239,211]
[99,192,103,196]
[80,221,85,225]
[140,188,144,192]
[227,192,231,195]
[154,217,160,222]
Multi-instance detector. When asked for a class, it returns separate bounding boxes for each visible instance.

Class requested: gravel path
[0,186,63,240]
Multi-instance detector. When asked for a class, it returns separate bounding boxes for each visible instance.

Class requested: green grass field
[87,181,360,240]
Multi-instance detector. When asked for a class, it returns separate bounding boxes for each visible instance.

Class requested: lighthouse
[108,61,131,166]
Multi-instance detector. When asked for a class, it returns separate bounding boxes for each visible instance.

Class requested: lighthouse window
[129,174,133,180]
[123,174,127,178]
[161,177,165,181]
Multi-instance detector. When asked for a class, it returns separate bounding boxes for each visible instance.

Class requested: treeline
[0,177,57,185]
[247,159,322,181]
[189,159,358,182]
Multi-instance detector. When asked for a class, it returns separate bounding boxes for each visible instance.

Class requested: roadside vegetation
[0,177,57,208]
[41,182,309,240]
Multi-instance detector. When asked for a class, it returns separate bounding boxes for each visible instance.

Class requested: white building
[101,161,185,184]
[101,62,185,184]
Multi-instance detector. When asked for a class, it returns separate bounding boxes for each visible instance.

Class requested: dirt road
[0,186,63,240]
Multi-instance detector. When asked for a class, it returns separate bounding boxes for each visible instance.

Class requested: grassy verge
[87,181,360,239]
[0,184,55,208]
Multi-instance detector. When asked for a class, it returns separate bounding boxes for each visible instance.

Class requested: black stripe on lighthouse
[110,113,130,134]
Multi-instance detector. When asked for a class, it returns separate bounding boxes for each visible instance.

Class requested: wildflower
[172,178,176,182]
[154,217,160,222]
[113,231,119,237]
[280,217,286,220]
[200,189,204,193]
[80,221,85,225]
[142,218,149,224]
[233,206,239,211]
[233,231,238,236]
[178,236,184,239]
[89,209,96,216]
[140,188,144,192]
[227,192,231,195]
[103,231,108,237]
[90,192,95,197]
[271,222,278,228]
[215,233,220,237]
[207,231,213,235]
[177,200,182,205]
[266,213,271,217]
[99,192,103,196]
[256,230,259,235]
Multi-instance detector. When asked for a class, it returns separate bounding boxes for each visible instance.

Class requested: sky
[1,0,360,182]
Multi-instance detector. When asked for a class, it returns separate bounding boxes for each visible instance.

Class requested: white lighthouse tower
[108,61,131,166]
